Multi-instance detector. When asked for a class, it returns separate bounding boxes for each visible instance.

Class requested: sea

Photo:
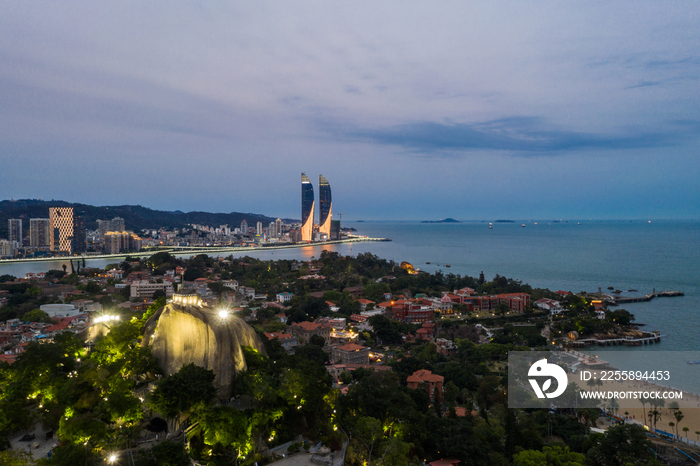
[2,219,699,393]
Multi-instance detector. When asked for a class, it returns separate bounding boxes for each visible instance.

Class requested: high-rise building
[268,221,276,238]
[0,240,13,257]
[29,218,51,248]
[111,217,125,232]
[49,207,86,254]
[275,218,283,238]
[73,213,86,253]
[8,219,22,244]
[240,220,248,235]
[104,231,142,254]
[97,219,110,238]
[256,221,263,236]
[318,175,332,237]
[330,220,341,240]
[97,218,126,238]
[301,173,315,241]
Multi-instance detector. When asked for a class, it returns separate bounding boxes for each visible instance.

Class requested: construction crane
[335,211,347,221]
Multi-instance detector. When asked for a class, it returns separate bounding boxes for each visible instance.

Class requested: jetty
[569,330,662,348]
[607,290,683,305]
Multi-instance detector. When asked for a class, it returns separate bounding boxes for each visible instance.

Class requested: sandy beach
[567,355,700,441]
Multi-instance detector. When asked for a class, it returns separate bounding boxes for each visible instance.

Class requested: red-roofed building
[498,293,530,313]
[555,290,571,296]
[416,328,431,340]
[350,314,367,323]
[343,286,364,298]
[0,354,17,364]
[454,287,475,296]
[407,369,444,401]
[289,321,331,343]
[263,332,297,353]
[390,301,432,323]
[357,298,375,311]
[331,342,370,364]
[429,458,460,466]
[454,407,478,417]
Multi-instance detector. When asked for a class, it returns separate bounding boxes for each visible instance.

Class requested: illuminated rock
[400,261,417,274]
[142,300,266,399]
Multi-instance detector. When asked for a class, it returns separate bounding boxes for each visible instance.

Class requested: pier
[608,290,684,305]
[569,331,662,348]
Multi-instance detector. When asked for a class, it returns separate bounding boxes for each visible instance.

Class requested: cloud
[339,117,694,154]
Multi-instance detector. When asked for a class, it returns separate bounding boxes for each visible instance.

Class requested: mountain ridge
[0,199,296,237]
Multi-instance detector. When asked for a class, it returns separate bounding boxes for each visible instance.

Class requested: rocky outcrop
[142,303,266,399]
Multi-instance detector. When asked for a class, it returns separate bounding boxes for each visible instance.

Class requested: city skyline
[0,3,698,220]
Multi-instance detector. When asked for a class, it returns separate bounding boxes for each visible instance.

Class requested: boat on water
[688,361,700,364]
[445,264,451,267]
[521,224,526,227]
[489,225,493,229]
[628,289,638,292]
[426,262,430,264]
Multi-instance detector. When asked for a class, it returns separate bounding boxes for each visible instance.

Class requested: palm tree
[694,430,700,441]
[669,421,676,438]
[651,410,661,432]
[674,410,684,440]
[640,398,648,424]
[683,427,689,439]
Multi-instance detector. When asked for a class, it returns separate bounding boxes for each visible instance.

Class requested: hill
[0,199,290,237]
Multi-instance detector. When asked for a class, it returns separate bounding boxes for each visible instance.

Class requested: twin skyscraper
[301,173,332,242]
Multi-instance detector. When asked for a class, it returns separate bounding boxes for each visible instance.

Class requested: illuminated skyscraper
[301,173,315,241]
[49,207,86,254]
[318,175,332,237]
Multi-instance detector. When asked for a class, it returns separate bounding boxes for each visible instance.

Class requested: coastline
[0,235,391,264]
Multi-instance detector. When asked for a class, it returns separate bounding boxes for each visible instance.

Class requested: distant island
[495,220,515,223]
[421,218,461,224]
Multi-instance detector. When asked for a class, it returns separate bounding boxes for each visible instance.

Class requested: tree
[339,371,353,385]
[310,334,326,347]
[0,451,36,466]
[148,363,217,419]
[495,302,510,316]
[513,446,586,466]
[136,439,191,466]
[586,424,660,465]
[354,416,383,464]
[21,309,53,323]
[194,406,249,462]
[673,410,684,439]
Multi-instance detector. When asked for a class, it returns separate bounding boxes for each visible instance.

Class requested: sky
[1,2,698,220]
